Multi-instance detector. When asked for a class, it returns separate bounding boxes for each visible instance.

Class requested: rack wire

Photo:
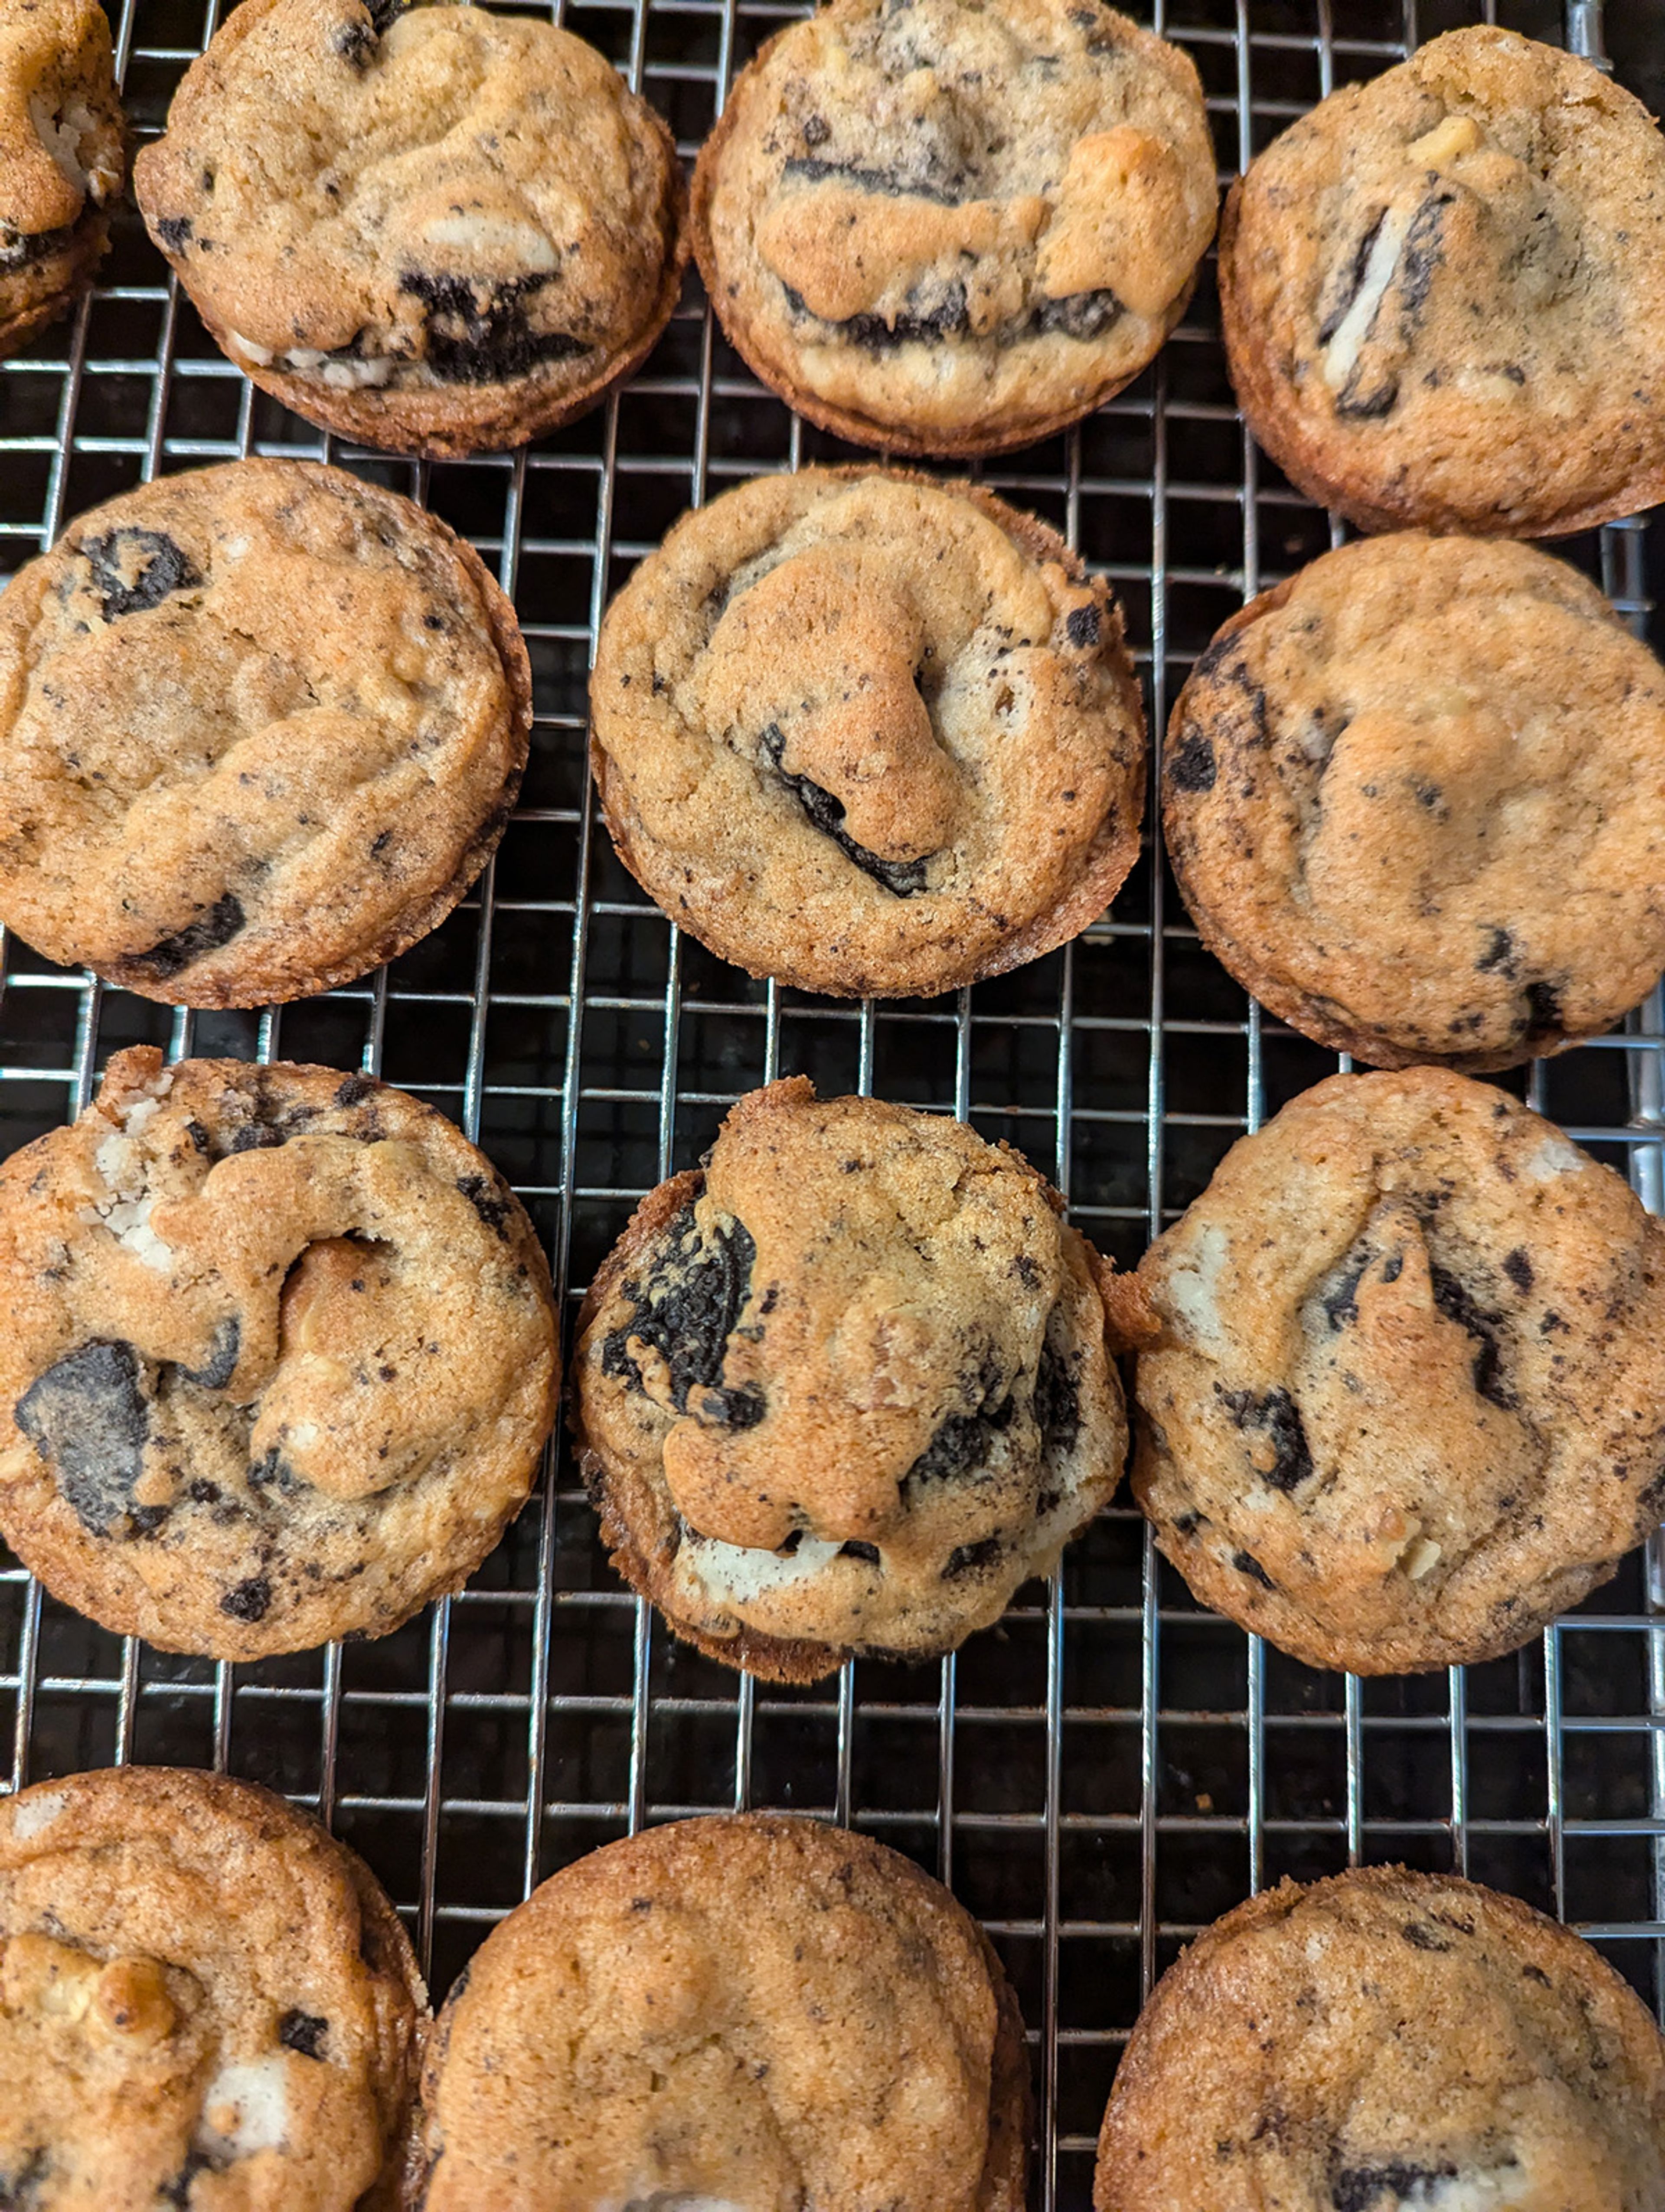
[0,0,1661,2203]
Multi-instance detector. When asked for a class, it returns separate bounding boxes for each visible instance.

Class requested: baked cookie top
[590,467,1146,1000]
[133,0,685,456]
[1163,534,1665,1072]
[414,1813,1028,2211]
[572,1077,1127,1681]
[1095,1866,1665,2212]
[0,459,530,1007]
[0,0,124,253]
[1131,1068,1665,1675]
[0,1765,426,2212]
[692,0,1215,455]
[1219,27,1665,537]
[0,1047,558,1660]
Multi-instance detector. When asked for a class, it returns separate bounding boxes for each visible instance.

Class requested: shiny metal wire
[0,3,1659,2205]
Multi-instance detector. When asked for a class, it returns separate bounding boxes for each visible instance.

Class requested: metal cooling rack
[1,0,1662,2203]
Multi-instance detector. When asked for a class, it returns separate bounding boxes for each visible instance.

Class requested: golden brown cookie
[1131,1068,1665,1675]
[0,1047,559,1660]
[1162,534,1665,1073]
[1095,1866,1665,2212]
[134,0,686,457]
[0,0,125,359]
[0,1764,427,2211]
[412,1813,1028,2211]
[1218,27,1665,537]
[692,0,1215,456]
[589,467,1146,1000]
[0,459,531,1009]
[571,1077,1128,1683]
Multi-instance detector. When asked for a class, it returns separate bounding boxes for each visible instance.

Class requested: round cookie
[692,0,1215,457]
[0,1764,427,2211]
[1130,1068,1665,1676]
[0,0,125,359]
[1218,27,1665,538]
[412,1812,1028,2210]
[1162,534,1665,1073]
[0,459,531,1008]
[133,0,686,457]
[0,1046,559,1660]
[589,467,1146,1000]
[572,1076,1130,1683]
[1094,1866,1665,2211]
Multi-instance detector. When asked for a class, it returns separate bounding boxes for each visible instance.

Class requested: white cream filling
[8,1788,66,1840]
[682,1531,846,1604]
[421,212,557,269]
[1322,204,1412,392]
[1165,1221,1230,1352]
[1524,1136,1583,1182]
[197,2055,291,2160]
[29,95,119,206]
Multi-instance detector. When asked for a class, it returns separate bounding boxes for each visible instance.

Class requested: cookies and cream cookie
[589,467,1146,1000]
[0,0,125,358]
[1163,533,1665,1073]
[134,0,686,457]
[1096,1866,1665,2211]
[692,0,1216,455]
[413,1813,1028,2210]
[1130,1068,1665,1675]
[0,1764,426,2211]
[0,1047,559,1660]
[572,1077,1130,1683]
[1218,27,1665,536]
[0,459,530,1008]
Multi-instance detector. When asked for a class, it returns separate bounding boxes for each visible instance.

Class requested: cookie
[1130,1067,1665,1676]
[0,458,531,1009]
[571,1076,1130,1683]
[0,0,125,359]
[412,1812,1028,2210]
[589,467,1146,1000]
[134,0,686,458]
[0,1046,559,1660]
[692,0,1215,457]
[1163,534,1665,1073]
[1094,1865,1665,2211]
[1218,27,1665,537]
[0,1764,427,2211]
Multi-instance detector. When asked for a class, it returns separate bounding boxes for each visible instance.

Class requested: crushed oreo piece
[1032,288,1123,341]
[1428,1265,1512,1409]
[220,1575,272,1623]
[1332,2163,1459,2212]
[759,722,930,895]
[16,1340,150,1537]
[398,270,589,385]
[121,892,246,983]
[154,215,193,253]
[782,154,963,205]
[907,1367,1016,1486]
[1218,1386,1313,1493]
[600,1202,757,1413]
[456,1173,512,1241]
[1034,1336,1080,1461]
[1233,1548,1277,1589]
[178,1317,240,1392]
[80,527,203,622]
[1065,601,1100,648]
[1168,728,1217,794]
[942,1534,1004,1579]
[279,2009,329,2059]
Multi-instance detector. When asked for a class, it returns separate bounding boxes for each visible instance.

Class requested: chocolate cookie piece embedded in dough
[0,0,125,359]
[589,467,1146,1001]
[692,0,1215,456]
[0,1048,559,1659]
[0,459,531,1009]
[1218,26,1665,536]
[571,1076,1129,1683]
[0,1765,427,2212]
[1132,1068,1665,1675]
[413,1813,1028,2211]
[134,0,686,457]
[1163,533,1665,1073]
[1095,1866,1665,2212]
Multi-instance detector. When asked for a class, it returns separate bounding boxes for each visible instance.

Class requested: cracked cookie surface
[1219,27,1665,536]
[0,459,530,1008]
[589,467,1146,1000]
[1163,534,1665,1073]
[0,1765,427,2212]
[692,0,1215,456]
[134,0,686,457]
[0,1047,558,1659]
[1095,1866,1665,2212]
[1131,1068,1665,1675]
[412,1812,1027,2212]
[572,1077,1128,1682]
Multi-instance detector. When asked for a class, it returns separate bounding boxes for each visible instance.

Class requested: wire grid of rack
[0,0,1661,2203]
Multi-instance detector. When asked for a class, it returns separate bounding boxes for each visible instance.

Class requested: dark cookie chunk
[134,0,686,457]
[0,1047,559,1660]
[1096,1867,1665,2212]
[1133,1068,1665,1675]
[572,1077,1130,1683]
